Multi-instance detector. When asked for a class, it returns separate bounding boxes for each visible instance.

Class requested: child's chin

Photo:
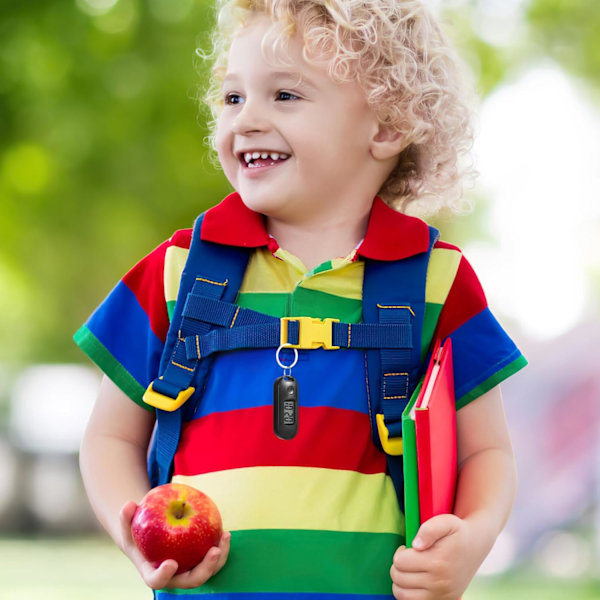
[238,193,287,218]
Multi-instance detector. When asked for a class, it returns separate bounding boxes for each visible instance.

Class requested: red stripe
[173,405,387,476]
[433,240,460,252]
[434,254,488,340]
[121,230,192,342]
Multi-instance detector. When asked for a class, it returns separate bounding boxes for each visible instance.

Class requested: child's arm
[390,385,516,600]
[80,375,230,590]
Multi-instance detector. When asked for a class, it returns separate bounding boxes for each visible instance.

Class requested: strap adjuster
[376,413,403,456]
[280,317,340,350]
[143,383,195,412]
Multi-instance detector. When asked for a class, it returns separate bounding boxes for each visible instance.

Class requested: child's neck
[266,209,371,272]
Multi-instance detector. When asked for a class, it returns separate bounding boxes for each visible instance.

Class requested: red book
[414,338,457,523]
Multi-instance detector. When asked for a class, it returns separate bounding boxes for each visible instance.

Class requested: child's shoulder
[167,228,193,250]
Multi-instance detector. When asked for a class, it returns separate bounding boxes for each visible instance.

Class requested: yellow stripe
[425,247,462,305]
[239,247,364,300]
[300,260,363,300]
[164,246,189,304]
[239,248,303,294]
[165,245,456,308]
[173,466,403,535]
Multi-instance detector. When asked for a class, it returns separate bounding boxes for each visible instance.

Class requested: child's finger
[391,547,428,574]
[412,514,460,551]
[390,564,429,591]
[213,531,231,574]
[164,531,231,589]
[143,559,179,590]
[119,500,139,546]
[120,500,137,524]
[119,499,178,589]
[391,581,429,600]
[167,546,224,588]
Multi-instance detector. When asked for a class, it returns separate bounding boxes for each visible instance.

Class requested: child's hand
[119,501,231,590]
[390,513,480,600]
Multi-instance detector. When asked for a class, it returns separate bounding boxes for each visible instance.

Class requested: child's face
[215,17,382,225]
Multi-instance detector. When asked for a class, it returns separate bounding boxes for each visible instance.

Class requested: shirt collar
[201,192,431,261]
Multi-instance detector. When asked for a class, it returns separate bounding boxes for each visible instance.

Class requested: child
[77,1,526,598]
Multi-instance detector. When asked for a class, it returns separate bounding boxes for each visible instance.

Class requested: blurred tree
[527,0,600,90]
[0,0,599,363]
[0,0,230,362]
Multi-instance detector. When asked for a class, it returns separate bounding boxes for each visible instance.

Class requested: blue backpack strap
[176,296,413,359]
[146,213,251,486]
[146,209,438,498]
[362,225,439,508]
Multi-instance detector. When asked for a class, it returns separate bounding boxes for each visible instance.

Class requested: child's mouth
[241,151,290,169]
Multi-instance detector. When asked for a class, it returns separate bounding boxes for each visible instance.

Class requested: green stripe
[402,382,421,547]
[456,354,528,410]
[236,292,289,317]
[290,287,362,322]
[420,302,442,360]
[165,529,401,595]
[238,288,363,322]
[167,299,176,321]
[311,260,333,275]
[73,326,149,409]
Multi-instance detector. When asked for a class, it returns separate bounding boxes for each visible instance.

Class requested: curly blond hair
[202,0,475,216]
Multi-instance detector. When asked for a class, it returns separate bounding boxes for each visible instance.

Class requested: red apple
[131,483,223,574]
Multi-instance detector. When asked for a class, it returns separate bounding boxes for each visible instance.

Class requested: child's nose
[232,100,270,135]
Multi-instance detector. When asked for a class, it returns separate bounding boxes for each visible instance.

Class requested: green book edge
[402,381,422,547]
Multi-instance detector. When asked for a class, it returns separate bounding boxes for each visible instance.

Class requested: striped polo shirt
[75,193,526,599]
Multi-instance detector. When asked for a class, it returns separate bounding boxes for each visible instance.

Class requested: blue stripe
[192,347,370,418]
[450,307,524,401]
[86,281,164,389]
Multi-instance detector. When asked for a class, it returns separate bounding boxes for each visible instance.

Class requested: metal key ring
[276,343,299,371]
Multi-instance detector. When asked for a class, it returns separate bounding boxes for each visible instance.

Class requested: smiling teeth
[243,152,289,163]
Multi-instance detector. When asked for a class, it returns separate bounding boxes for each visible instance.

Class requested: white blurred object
[25,454,93,529]
[471,64,600,340]
[9,364,100,453]
[533,530,592,578]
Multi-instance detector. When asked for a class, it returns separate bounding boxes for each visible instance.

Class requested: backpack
[143,211,439,510]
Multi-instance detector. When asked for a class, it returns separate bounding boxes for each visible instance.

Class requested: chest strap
[144,297,413,410]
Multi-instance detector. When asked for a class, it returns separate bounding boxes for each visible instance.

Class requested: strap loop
[143,383,195,412]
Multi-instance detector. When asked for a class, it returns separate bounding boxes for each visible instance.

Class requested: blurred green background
[1,0,600,364]
[1,0,599,598]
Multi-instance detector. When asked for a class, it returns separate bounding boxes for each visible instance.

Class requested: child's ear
[370,123,405,161]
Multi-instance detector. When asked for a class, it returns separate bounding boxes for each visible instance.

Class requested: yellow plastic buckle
[280,317,340,350]
[376,413,404,456]
[143,383,195,412]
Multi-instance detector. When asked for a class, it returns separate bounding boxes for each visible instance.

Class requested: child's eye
[276,90,299,101]
[224,93,244,105]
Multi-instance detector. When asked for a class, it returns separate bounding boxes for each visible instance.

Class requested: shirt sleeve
[433,249,527,409]
[74,235,186,409]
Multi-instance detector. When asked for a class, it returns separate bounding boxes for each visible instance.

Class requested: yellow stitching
[171,361,195,372]
[230,306,240,328]
[363,353,373,423]
[383,373,409,400]
[196,336,201,360]
[178,330,185,342]
[196,277,228,286]
[376,304,415,317]
[347,323,351,348]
